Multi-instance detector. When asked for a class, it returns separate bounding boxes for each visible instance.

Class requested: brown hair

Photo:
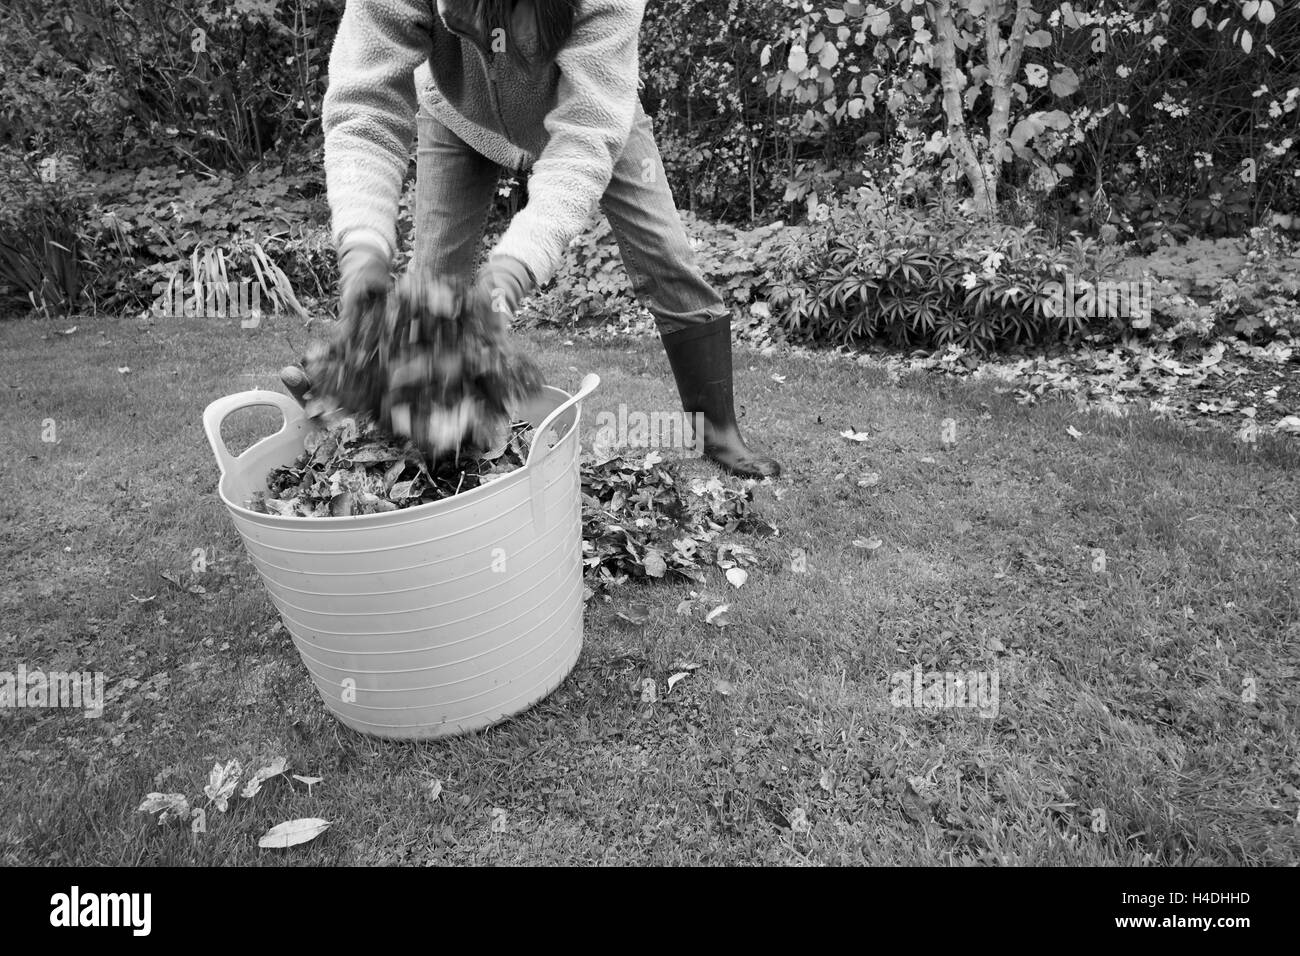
[478,0,578,66]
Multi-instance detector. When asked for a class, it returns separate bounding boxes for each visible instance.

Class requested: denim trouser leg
[600,103,729,334]
[413,108,500,279]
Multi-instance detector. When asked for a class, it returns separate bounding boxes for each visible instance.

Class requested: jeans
[414,100,728,333]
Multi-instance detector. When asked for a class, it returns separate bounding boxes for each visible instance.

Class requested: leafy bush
[84,162,330,311]
[0,155,332,317]
[0,0,342,172]
[1146,226,1300,344]
[0,151,97,315]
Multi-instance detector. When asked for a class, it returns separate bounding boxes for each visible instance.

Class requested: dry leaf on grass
[667,672,691,694]
[259,818,331,849]
[137,792,190,826]
[203,759,242,812]
[240,757,289,799]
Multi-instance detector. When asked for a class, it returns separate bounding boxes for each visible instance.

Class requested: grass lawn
[2,310,1298,865]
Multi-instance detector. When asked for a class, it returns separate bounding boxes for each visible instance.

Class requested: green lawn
[2,310,1298,865]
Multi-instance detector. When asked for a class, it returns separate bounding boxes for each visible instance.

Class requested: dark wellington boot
[660,316,781,479]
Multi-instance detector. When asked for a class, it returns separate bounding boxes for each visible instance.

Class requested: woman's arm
[322,0,436,261]
[491,0,647,287]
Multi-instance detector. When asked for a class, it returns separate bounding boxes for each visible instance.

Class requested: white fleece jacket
[323,0,646,287]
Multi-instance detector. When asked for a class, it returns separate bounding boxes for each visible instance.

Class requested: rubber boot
[660,316,781,479]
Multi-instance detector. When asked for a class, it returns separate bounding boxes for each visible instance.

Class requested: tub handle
[203,389,307,478]
[526,373,600,469]
[526,373,599,534]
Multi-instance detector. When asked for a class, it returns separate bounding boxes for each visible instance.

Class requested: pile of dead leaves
[248,416,550,518]
[580,449,777,591]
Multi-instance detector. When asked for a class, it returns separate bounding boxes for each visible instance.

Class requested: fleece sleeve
[322,0,435,259]
[491,0,647,287]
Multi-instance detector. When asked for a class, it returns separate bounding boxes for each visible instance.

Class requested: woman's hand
[473,254,536,319]
[338,241,392,327]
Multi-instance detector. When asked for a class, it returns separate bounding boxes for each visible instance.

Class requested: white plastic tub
[202,374,599,740]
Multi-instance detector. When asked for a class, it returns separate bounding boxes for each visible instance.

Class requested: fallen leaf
[240,757,289,799]
[428,778,443,801]
[857,472,881,487]
[117,366,131,374]
[639,677,658,703]
[714,678,735,696]
[819,767,836,792]
[675,598,694,617]
[1066,425,1083,440]
[771,373,787,384]
[920,456,936,464]
[839,428,870,443]
[725,567,749,589]
[258,818,331,849]
[1273,415,1300,435]
[203,759,242,812]
[57,326,78,336]
[615,603,652,626]
[137,792,190,826]
[789,807,811,833]
[490,807,508,833]
[705,603,731,627]
[853,537,883,552]
[667,671,691,693]
[643,549,667,578]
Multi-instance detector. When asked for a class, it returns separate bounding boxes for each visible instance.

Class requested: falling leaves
[303,272,543,459]
[258,818,331,849]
